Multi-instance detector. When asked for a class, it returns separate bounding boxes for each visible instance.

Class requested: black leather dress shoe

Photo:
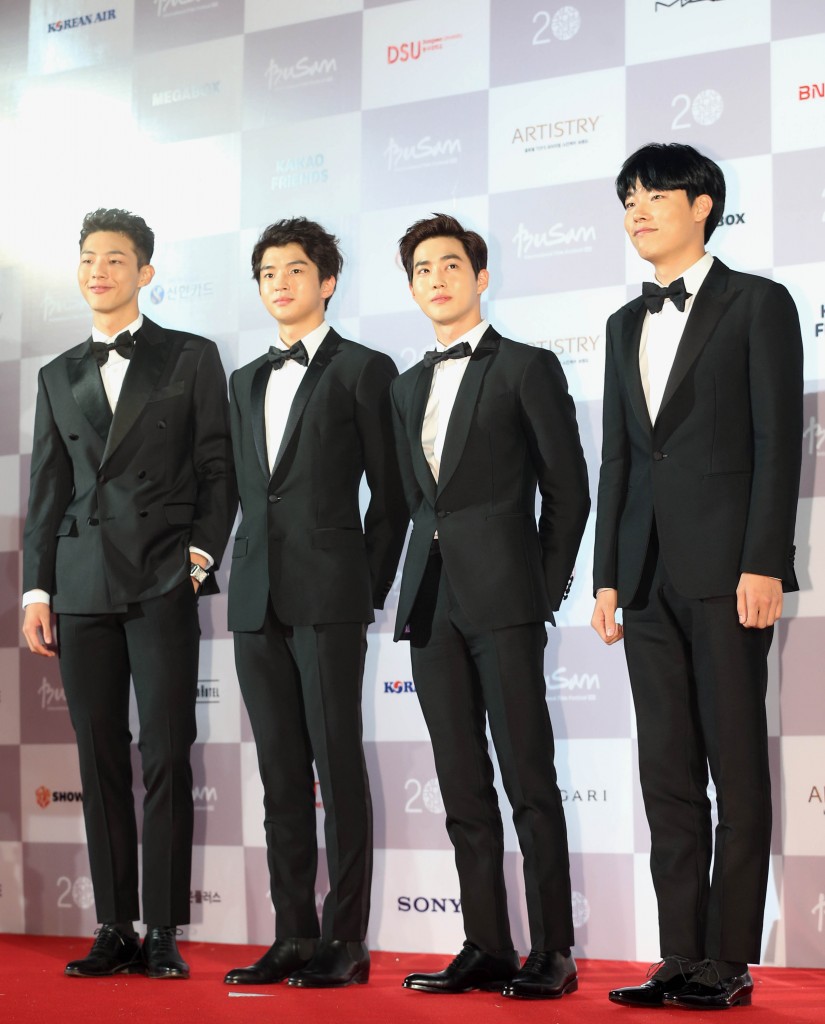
[287,940,370,987]
[402,941,520,994]
[609,958,696,1007]
[664,970,753,1009]
[65,925,144,977]
[142,926,189,979]
[224,938,317,984]
[501,950,578,999]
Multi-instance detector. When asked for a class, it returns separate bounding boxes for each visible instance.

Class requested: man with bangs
[592,144,803,1010]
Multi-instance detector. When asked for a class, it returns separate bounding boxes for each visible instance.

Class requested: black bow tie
[91,331,134,366]
[422,341,472,368]
[268,340,309,370]
[641,278,691,314]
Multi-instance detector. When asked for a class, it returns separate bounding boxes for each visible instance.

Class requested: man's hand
[591,588,624,645]
[22,602,57,657]
[736,573,783,629]
[190,552,208,592]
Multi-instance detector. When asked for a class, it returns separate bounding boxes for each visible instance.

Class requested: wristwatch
[189,563,209,585]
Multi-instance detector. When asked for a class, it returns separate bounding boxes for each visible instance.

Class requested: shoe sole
[288,969,370,988]
[65,962,145,978]
[402,979,515,994]
[501,977,579,1000]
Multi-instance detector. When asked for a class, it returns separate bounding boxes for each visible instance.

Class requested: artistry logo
[48,9,116,32]
[265,56,337,90]
[512,221,596,259]
[384,135,461,172]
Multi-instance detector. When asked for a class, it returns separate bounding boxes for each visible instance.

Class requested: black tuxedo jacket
[594,259,803,604]
[227,329,408,630]
[391,326,590,640]
[23,316,237,613]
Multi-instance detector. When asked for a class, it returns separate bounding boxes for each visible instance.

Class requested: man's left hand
[736,572,783,629]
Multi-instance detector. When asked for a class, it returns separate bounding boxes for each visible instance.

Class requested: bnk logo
[384,679,415,694]
[36,786,83,807]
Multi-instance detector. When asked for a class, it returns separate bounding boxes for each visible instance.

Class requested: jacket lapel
[408,362,437,504]
[618,301,652,434]
[101,317,170,466]
[270,328,341,482]
[436,326,499,497]
[67,339,113,442]
[249,358,271,479]
[657,260,736,421]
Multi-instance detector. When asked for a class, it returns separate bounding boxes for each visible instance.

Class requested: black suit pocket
[147,380,186,403]
[232,536,248,558]
[56,515,78,538]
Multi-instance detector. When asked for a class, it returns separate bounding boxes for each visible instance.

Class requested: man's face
[408,236,488,337]
[77,231,153,318]
[258,242,334,335]
[623,180,710,269]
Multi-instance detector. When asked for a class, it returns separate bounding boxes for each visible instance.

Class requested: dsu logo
[384,680,415,694]
[387,41,422,64]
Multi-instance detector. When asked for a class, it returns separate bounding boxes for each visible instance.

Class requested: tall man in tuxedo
[224,218,406,989]
[391,214,590,999]
[592,144,803,1011]
[22,208,236,978]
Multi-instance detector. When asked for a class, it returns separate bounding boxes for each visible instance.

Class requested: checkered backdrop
[0,0,823,968]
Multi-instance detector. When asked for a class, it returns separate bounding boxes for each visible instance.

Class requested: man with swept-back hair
[391,212,589,999]
[224,217,406,989]
[592,144,803,1010]
[22,208,236,979]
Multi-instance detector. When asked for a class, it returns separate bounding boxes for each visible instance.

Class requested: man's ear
[476,268,490,296]
[321,275,336,301]
[138,264,155,288]
[693,194,713,225]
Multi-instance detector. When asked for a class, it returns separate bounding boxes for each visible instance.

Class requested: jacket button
[139,510,148,518]
[653,450,666,461]
[268,494,281,503]
[138,470,146,479]
[97,472,106,483]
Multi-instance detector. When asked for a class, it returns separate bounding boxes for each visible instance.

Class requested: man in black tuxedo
[22,208,236,978]
[592,144,803,1011]
[224,218,406,989]
[391,214,590,999]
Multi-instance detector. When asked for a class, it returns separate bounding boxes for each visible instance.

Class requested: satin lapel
[618,301,652,434]
[249,359,271,479]
[67,339,113,442]
[101,321,170,466]
[435,328,499,497]
[270,329,340,482]
[408,363,437,504]
[657,261,736,418]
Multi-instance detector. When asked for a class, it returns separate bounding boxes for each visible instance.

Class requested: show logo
[36,786,83,808]
[512,221,596,259]
[384,135,461,173]
[265,56,337,91]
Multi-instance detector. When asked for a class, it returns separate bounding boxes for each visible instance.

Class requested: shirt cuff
[23,589,51,609]
[189,546,214,570]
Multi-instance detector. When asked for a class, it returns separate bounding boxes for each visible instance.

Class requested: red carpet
[1,935,822,1023]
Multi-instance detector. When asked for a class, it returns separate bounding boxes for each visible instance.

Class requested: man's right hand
[22,602,57,657]
[591,588,624,645]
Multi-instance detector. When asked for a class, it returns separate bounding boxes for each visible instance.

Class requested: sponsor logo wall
[1,0,823,967]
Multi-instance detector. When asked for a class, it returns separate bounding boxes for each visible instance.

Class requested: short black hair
[616,143,726,242]
[79,208,154,267]
[398,213,487,283]
[251,217,343,308]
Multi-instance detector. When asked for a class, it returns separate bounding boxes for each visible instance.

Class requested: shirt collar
[435,318,489,354]
[655,252,714,296]
[273,320,330,362]
[91,313,143,344]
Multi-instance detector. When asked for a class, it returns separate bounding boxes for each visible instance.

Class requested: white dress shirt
[639,252,714,422]
[421,319,489,482]
[265,321,329,473]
